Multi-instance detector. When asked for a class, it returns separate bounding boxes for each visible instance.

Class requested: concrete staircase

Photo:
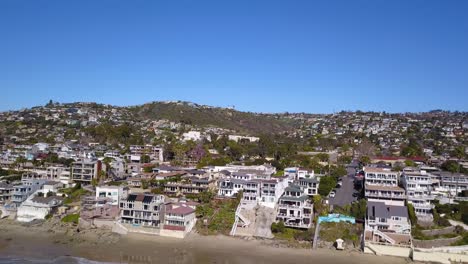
[373,229,396,245]
[230,203,276,238]
[234,206,257,237]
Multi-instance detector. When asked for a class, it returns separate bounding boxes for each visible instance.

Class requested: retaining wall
[413,236,461,248]
[421,226,455,236]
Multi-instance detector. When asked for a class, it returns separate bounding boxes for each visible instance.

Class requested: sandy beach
[0,219,413,264]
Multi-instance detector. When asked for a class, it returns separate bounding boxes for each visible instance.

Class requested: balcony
[283,221,311,229]
[365,192,406,199]
[408,194,435,200]
[411,203,434,210]
[166,215,185,221]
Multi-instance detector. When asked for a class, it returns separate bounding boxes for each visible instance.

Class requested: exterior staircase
[373,229,396,245]
[230,202,275,238]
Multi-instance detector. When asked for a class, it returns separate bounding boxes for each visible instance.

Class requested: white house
[182,131,202,142]
[96,185,127,205]
[16,192,63,222]
[42,181,63,196]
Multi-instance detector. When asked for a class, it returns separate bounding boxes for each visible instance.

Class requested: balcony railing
[284,222,311,228]
[365,193,406,199]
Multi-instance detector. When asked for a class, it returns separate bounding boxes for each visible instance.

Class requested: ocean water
[0,256,120,264]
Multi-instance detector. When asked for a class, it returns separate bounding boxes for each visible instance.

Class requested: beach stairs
[373,229,396,245]
[0,206,11,219]
[230,203,276,239]
[312,222,320,249]
[112,221,128,235]
[233,205,257,237]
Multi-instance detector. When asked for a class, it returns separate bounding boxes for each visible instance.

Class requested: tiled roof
[166,205,195,215]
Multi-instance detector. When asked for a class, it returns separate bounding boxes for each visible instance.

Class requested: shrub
[407,203,417,226]
[271,221,285,233]
[61,214,79,224]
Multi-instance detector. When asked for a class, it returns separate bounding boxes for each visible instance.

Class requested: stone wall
[413,250,468,264]
[413,236,461,248]
[421,226,455,237]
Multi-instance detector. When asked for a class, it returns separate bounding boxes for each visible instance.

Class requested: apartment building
[119,193,165,227]
[284,167,314,181]
[242,180,261,203]
[432,171,468,196]
[22,171,44,181]
[296,177,320,196]
[0,182,14,204]
[364,167,406,205]
[276,185,313,229]
[164,177,214,196]
[71,159,102,184]
[11,179,46,206]
[217,178,246,197]
[401,169,434,220]
[46,166,66,181]
[129,145,164,162]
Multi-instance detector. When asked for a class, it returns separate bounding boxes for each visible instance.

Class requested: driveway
[329,170,357,208]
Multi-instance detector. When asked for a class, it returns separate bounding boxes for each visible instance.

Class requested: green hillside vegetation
[131,101,295,134]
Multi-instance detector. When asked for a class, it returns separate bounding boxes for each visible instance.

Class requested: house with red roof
[160,201,197,239]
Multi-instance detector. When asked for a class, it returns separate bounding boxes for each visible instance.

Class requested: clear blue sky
[1,0,467,113]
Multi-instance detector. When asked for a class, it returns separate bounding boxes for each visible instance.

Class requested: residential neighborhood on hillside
[0,101,467,263]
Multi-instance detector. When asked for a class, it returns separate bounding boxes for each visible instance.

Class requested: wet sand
[0,220,412,264]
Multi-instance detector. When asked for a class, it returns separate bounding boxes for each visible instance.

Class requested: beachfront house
[275,185,313,229]
[96,185,128,205]
[0,182,14,204]
[401,169,435,221]
[160,202,197,239]
[11,179,46,207]
[364,167,406,206]
[119,193,165,228]
[16,192,63,222]
[365,200,411,246]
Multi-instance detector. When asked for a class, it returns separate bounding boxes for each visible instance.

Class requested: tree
[330,166,347,179]
[355,139,376,158]
[441,160,465,173]
[141,180,149,190]
[404,159,416,167]
[318,176,337,197]
[350,199,367,220]
[46,99,54,107]
[91,178,98,187]
[359,155,371,165]
[316,153,330,163]
[199,191,215,204]
[462,204,468,225]
[338,155,352,165]
[401,139,423,157]
[15,156,28,169]
[140,155,151,163]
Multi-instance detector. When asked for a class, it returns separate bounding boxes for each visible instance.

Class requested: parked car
[329,191,336,198]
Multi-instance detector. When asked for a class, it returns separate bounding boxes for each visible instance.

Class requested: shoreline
[0,219,412,264]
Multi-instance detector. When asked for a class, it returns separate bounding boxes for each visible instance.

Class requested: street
[329,168,357,207]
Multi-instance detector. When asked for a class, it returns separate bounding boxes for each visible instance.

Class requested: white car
[329,191,336,198]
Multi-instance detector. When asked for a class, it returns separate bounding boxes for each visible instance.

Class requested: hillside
[130,101,296,134]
